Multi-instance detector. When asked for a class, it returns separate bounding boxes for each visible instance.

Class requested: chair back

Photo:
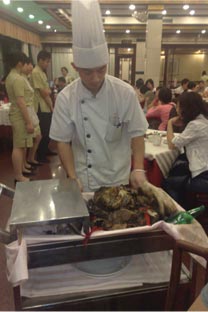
[165,239,208,311]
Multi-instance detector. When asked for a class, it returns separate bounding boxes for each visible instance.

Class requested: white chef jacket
[172,114,208,178]
[50,75,148,191]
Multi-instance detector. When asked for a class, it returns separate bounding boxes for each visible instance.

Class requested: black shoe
[25,164,34,170]
[27,161,43,167]
[37,158,50,163]
[22,171,36,176]
[47,150,58,156]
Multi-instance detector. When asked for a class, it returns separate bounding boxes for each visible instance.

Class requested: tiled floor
[0,141,62,311]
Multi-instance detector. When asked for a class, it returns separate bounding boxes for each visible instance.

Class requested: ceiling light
[132,10,148,23]
[17,7,24,13]
[161,51,165,55]
[58,9,64,14]
[54,29,57,32]
[189,10,195,15]
[103,29,105,33]
[129,4,136,11]
[126,29,130,34]
[162,10,167,15]
[105,10,111,15]
[127,48,131,51]
[3,0,10,5]
[176,30,181,34]
[38,20,43,24]
[183,5,189,10]
[29,14,35,19]
[46,25,51,29]
[201,30,206,34]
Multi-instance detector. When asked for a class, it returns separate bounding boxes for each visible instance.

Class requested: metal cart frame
[1,183,208,311]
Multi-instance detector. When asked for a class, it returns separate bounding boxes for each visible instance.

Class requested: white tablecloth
[0,103,11,126]
[21,251,184,298]
[5,185,208,295]
[145,130,179,178]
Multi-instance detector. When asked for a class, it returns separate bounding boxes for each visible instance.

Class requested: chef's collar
[80,77,106,99]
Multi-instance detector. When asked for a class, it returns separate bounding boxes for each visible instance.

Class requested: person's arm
[188,294,208,311]
[167,116,182,149]
[16,96,34,134]
[147,97,158,110]
[57,141,83,191]
[39,88,53,112]
[32,71,53,111]
[146,105,161,118]
[188,282,208,311]
[130,136,147,188]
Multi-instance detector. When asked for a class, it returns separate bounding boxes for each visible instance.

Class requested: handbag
[169,153,190,176]
[27,106,39,127]
[163,153,191,190]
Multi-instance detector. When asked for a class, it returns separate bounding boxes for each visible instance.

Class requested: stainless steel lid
[9,179,89,231]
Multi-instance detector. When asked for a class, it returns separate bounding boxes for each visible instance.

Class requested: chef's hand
[130,169,147,189]
[67,176,83,192]
[76,178,83,192]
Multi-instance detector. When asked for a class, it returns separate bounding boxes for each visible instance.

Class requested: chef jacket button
[88,164,92,168]
[84,117,88,121]
[86,134,91,138]
[87,149,92,153]
[81,99,85,104]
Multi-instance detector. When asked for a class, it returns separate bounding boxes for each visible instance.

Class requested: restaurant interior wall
[0,35,21,80]
[49,46,78,81]
[47,46,116,83]
[159,49,208,86]
[43,44,135,85]
[2,35,208,88]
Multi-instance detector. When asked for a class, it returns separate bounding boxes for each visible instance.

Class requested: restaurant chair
[165,239,208,311]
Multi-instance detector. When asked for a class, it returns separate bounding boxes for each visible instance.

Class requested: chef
[50,0,148,192]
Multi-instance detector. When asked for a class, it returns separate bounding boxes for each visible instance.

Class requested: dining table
[0,103,12,149]
[0,104,178,188]
[144,130,179,187]
[0,102,11,126]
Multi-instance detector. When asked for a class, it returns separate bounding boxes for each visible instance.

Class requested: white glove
[130,169,147,189]
[69,177,83,192]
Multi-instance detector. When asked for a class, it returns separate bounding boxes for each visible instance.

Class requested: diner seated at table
[169,105,185,133]
[145,78,155,92]
[197,80,206,96]
[187,81,198,92]
[146,87,176,131]
[163,92,208,209]
[148,86,162,107]
[140,84,155,112]
[172,78,189,98]
[200,70,208,86]
[134,78,145,106]
[203,85,208,98]
[146,86,162,129]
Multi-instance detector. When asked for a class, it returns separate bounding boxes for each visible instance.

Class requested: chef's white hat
[72,0,109,68]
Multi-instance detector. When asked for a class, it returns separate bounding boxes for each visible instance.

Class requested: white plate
[73,256,132,277]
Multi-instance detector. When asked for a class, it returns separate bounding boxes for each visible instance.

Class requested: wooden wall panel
[0,19,40,47]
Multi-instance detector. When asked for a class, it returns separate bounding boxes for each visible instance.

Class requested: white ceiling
[1,1,208,39]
